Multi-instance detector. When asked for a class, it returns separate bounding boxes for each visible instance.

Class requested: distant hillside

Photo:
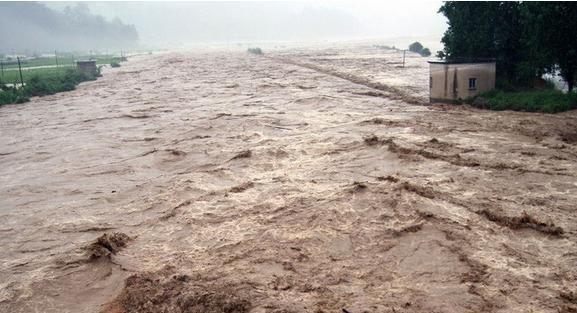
[0,2,138,53]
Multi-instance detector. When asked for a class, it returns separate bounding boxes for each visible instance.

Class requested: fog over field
[0,2,138,52]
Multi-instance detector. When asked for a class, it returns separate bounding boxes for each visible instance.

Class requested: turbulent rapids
[1,44,577,313]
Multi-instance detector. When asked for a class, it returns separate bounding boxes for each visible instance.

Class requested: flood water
[1,44,577,313]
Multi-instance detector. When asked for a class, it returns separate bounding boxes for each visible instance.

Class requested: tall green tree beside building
[438,1,577,91]
[438,2,524,84]
[537,2,577,92]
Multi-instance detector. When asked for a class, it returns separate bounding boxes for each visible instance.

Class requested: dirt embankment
[1,45,577,313]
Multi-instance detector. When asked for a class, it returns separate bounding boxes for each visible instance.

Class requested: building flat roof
[428,58,496,64]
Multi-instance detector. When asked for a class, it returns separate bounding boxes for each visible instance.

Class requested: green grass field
[1,55,117,70]
[1,67,99,105]
[1,67,74,84]
[0,65,74,84]
[0,55,121,84]
[0,53,132,105]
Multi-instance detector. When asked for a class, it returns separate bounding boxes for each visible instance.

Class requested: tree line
[438,2,577,92]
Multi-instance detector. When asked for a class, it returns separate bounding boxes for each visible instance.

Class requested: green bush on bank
[0,68,98,105]
[0,85,28,104]
[25,68,97,97]
[475,90,577,113]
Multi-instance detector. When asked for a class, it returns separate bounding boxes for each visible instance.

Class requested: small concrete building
[76,60,97,76]
[428,59,496,103]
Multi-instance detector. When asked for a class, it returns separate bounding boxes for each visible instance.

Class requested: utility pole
[402,50,406,68]
[1,60,4,78]
[17,56,24,88]
[55,50,59,68]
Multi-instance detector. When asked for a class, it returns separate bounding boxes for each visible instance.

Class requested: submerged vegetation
[374,44,398,51]
[247,47,263,55]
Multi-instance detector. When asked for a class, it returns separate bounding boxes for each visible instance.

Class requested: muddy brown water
[1,45,577,313]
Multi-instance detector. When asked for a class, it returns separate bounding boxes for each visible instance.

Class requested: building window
[469,78,477,90]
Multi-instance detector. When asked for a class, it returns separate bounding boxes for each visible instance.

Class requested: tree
[0,2,138,52]
[534,2,577,92]
[438,2,498,59]
[438,1,577,91]
[408,42,432,57]
[409,42,424,54]
[420,48,431,57]
[438,2,526,84]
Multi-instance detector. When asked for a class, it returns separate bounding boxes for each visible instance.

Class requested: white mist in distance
[46,1,447,51]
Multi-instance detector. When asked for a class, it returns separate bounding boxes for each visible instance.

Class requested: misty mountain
[0,2,138,53]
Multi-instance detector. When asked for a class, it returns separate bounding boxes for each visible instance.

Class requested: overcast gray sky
[45,1,447,50]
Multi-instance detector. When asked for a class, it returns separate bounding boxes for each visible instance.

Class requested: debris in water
[230,150,252,160]
[363,135,381,146]
[399,181,437,199]
[351,181,368,192]
[102,270,252,313]
[377,175,399,183]
[478,209,564,236]
[229,181,254,193]
[166,149,186,156]
[393,222,424,236]
[85,232,131,260]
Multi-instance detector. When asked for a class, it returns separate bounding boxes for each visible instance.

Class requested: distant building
[428,59,496,103]
[76,60,97,76]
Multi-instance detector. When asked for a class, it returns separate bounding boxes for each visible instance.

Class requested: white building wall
[429,62,496,103]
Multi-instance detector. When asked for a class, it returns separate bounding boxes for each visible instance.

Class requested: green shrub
[0,68,97,105]
[408,42,432,57]
[247,47,263,55]
[25,69,94,97]
[0,80,29,105]
[0,89,19,105]
[476,90,577,113]
[26,75,55,97]
[409,42,424,53]
[543,79,556,90]
[110,61,121,68]
[495,78,520,92]
[420,48,431,57]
